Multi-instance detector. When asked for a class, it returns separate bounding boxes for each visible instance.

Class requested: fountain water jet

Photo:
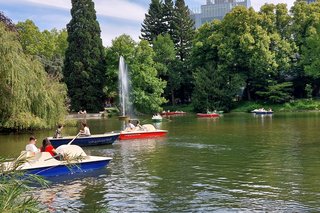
[118,56,134,120]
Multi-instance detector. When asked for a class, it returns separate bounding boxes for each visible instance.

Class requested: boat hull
[24,159,110,177]
[254,111,273,115]
[152,119,162,122]
[49,133,119,148]
[197,113,220,118]
[119,130,167,140]
[161,112,186,116]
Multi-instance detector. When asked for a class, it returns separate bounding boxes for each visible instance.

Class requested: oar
[67,132,81,145]
[45,132,81,161]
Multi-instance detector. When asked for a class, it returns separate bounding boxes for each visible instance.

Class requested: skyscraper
[190,0,251,28]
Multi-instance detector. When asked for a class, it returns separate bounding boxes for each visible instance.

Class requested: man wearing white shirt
[25,136,40,153]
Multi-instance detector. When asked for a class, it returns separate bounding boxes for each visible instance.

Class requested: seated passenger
[125,120,136,131]
[25,136,40,155]
[40,138,57,157]
[79,122,91,136]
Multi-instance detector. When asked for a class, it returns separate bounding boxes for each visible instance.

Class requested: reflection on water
[2,113,320,211]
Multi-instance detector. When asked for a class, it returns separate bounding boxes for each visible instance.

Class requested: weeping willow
[0,23,68,130]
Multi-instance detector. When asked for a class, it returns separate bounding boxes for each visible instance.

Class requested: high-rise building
[306,0,316,3]
[190,0,251,28]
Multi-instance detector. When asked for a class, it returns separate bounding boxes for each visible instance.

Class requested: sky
[0,0,295,46]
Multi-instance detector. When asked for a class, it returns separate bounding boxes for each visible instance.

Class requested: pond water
[1,112,320,212]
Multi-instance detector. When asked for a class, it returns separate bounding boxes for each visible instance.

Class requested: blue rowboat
[48,132,119,148]
[254,111,273,115]
[25,156,110,177]
[3,145,112,177]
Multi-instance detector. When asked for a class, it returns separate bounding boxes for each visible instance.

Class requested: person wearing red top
[41,138,57,157]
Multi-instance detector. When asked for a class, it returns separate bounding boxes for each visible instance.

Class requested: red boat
[119,124,168,140]
[161,111,186,116]
[197,113,220,118]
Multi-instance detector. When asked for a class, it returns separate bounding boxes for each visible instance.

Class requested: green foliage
[0,23,68,130]
[233,99,320,112]
[163,0,175,37]
[16,20,68,79]
[0,157,48,212]
[63,0,106,112]
[141,0,165,43]
[256,81,293,103]
[153,34,181,104]
[192,64,244,112]
[302,24,320,80]
[105,35,166,113]
[105,35,136,99]
[131,40,167,113]
[305,84,313,99]
[172,0,194,61]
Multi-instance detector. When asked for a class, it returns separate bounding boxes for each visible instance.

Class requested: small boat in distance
[197,113,220,118]
[251,108,273,115]
[48,132,119,148]
[161,111,186,116]
[119,124,167,140]
[152,114,163,122]
[2,145,112,177]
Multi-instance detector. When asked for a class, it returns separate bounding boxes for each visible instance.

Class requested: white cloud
[100,22,141,47]
[25,0,146,22]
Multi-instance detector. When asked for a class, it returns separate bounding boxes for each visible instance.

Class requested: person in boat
[136,120,146,131]
[41,138,57,157]
[25,136,40,154]
[53,124,63,138]
[124,120,136,131]
[79,122,91,136]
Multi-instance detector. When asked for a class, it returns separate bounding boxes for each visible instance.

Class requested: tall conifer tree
[171,0,195,103]
[141,0,165,43]
[63,0,106,112]
[163,0,175,37]
[172,0,194,61]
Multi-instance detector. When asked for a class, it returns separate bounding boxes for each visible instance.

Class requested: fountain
[118,56,134,120]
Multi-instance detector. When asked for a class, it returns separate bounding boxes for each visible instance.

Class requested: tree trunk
[246,83,251,101]
[171,90,175,106]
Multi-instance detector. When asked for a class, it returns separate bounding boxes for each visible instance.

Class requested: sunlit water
[1,113,320,212]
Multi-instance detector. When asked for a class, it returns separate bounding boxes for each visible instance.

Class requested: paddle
[45,132,81,161]
[67,132,81,145]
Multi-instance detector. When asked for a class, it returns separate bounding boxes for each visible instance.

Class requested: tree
[171,0,195,103]
[0,22,67,130]
[131,40,167,113]
[256,81,293,103]
[16,20,68,79]
[0,11,16,32]
[301,24,320,96]
[172,0,194,61]
[191,21,243,112]
[16,20,44,56]
[153,34,179,104]
[291,1,320,97]
[192,64,243,112]
[105,35,166,113]
[141,0,165,43]
[163,0,175,37]
[105,34,136,102]
[63,0,107,112]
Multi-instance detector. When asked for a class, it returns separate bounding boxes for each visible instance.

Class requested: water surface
[1,113,320,212]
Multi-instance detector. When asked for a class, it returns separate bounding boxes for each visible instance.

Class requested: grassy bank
[162,99,320,113]
[232,99,320,113]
